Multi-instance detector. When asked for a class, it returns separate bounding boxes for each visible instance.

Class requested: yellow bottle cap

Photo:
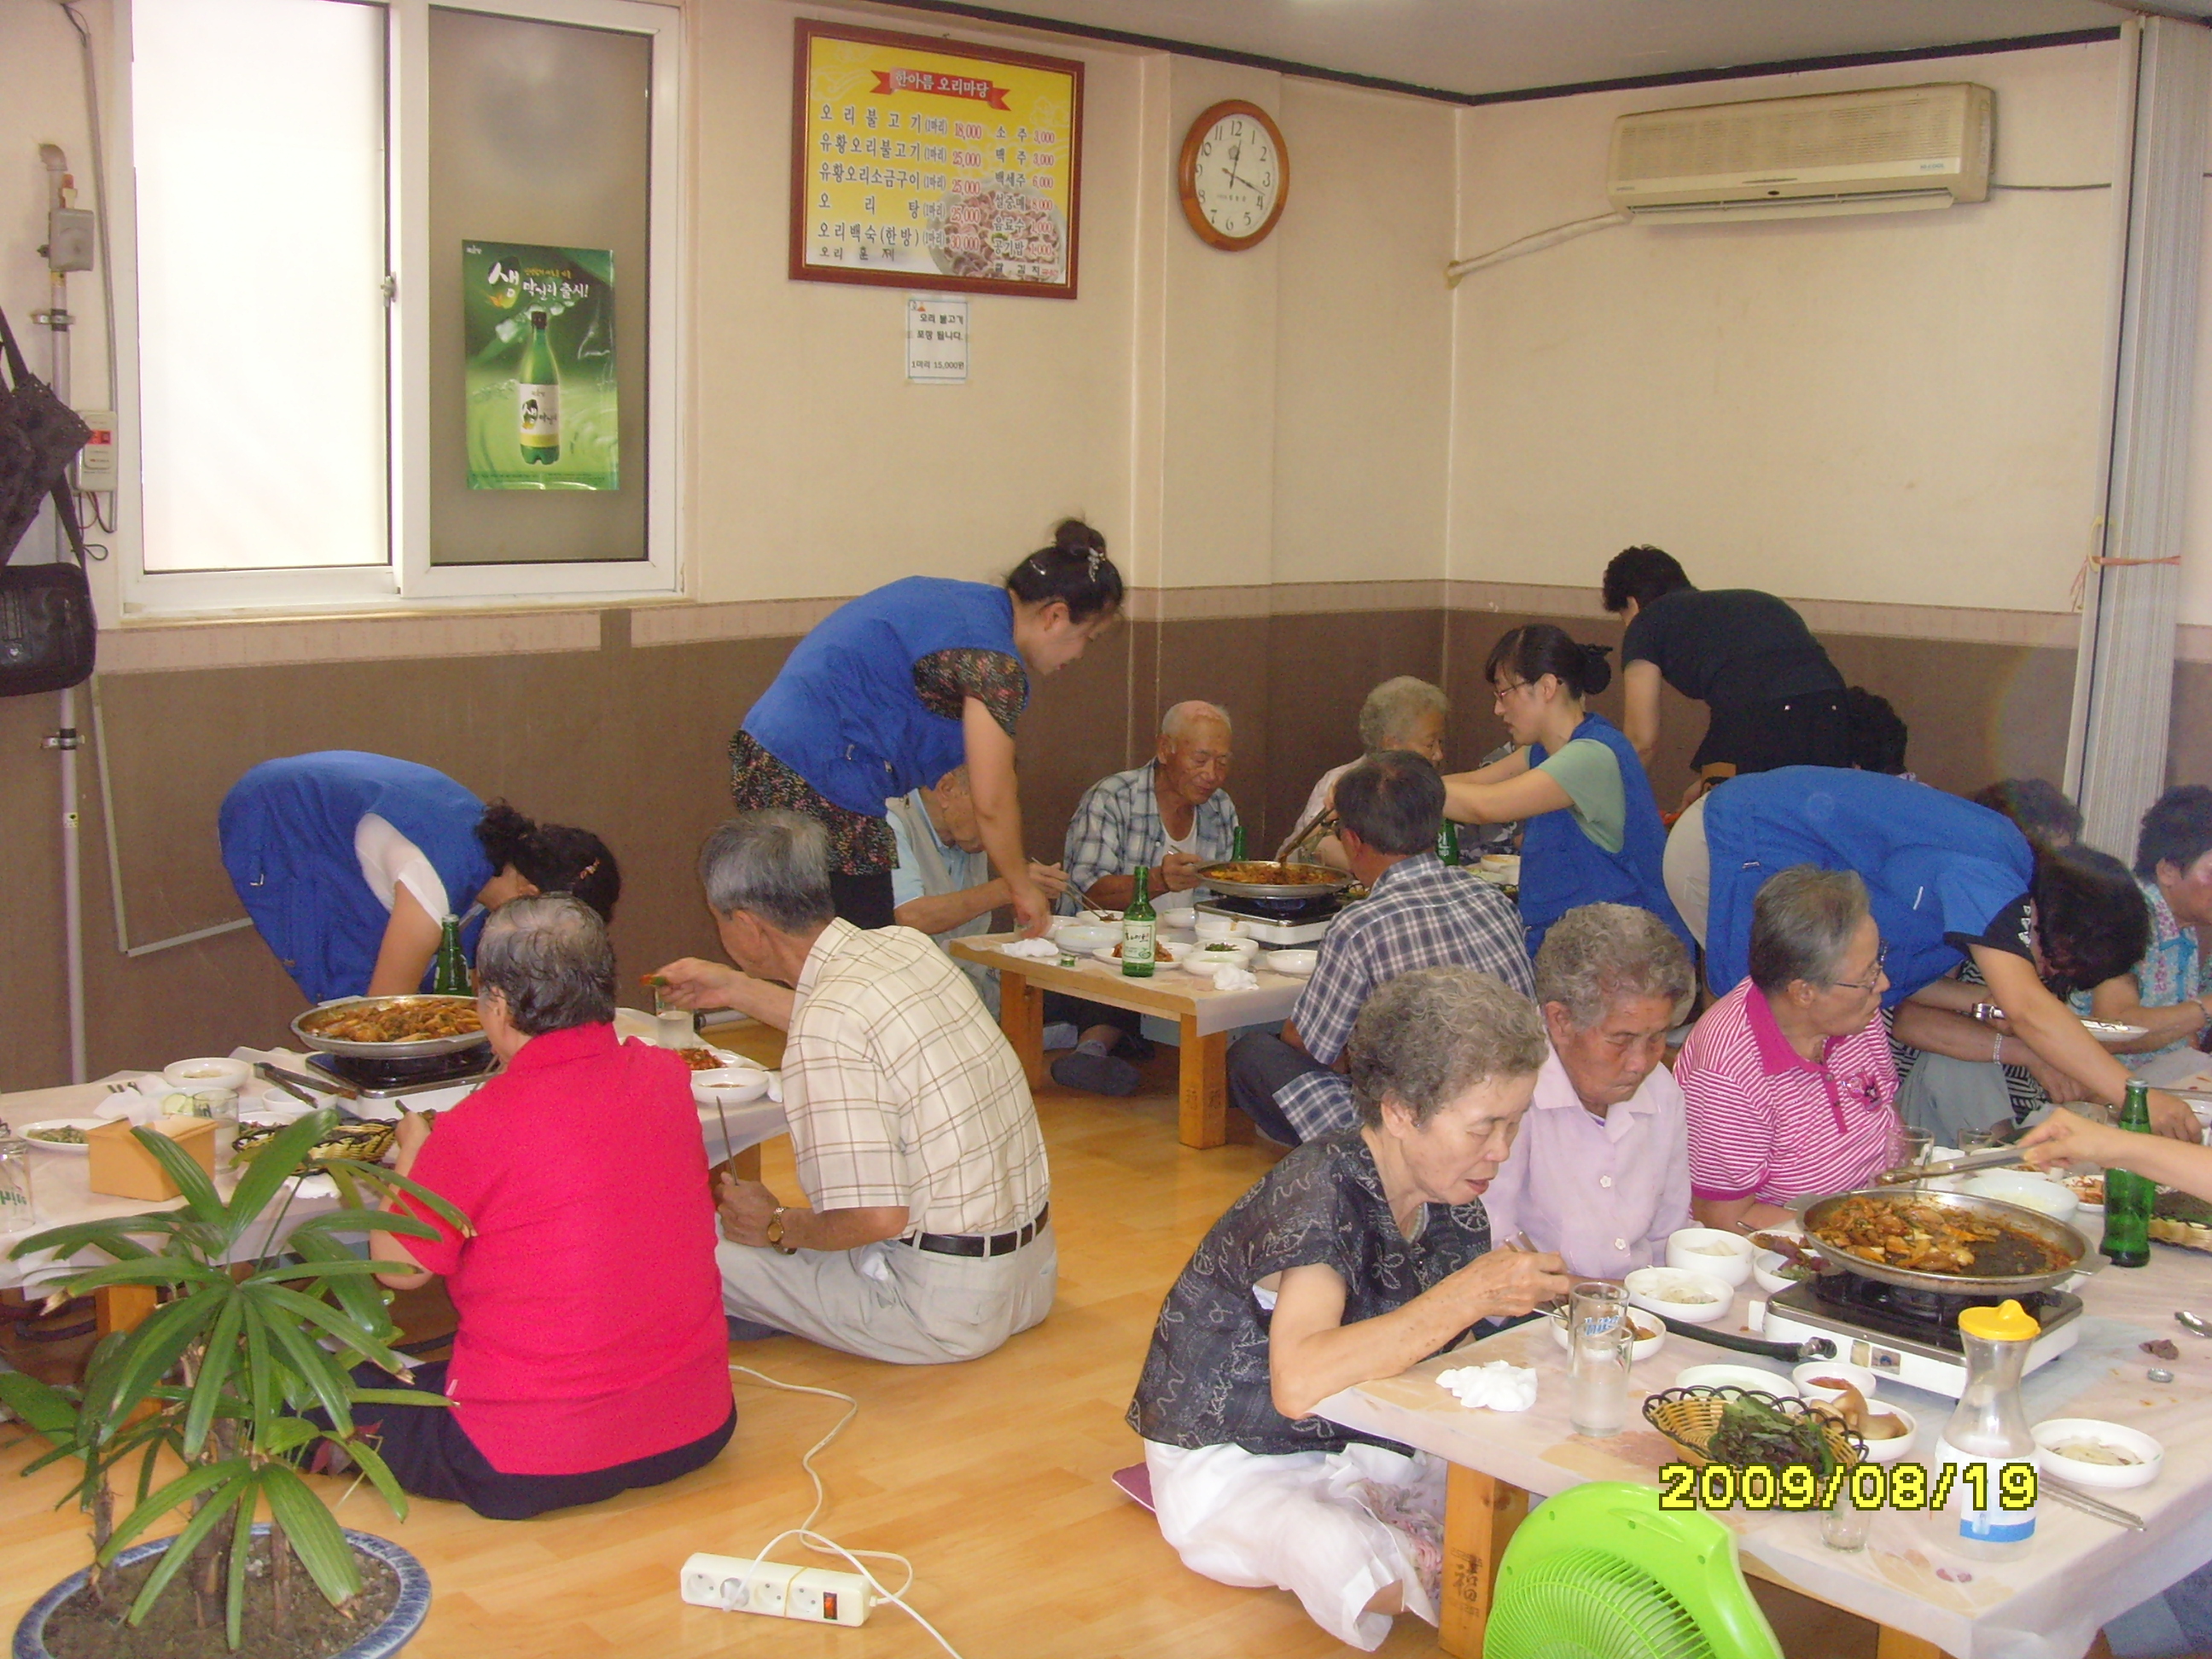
[1959,1300,2041,1342]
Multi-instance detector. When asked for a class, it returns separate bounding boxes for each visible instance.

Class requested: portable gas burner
[1193,891,1348,947]
[1761,1273,2083,1397]
[305,1046,498,1101]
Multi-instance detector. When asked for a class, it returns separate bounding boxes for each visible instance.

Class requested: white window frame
[109,0,684,617]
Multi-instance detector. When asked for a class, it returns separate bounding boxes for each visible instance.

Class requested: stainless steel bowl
[1192,862,1356,900]
[1797,1187,2093,1296]
[290,995,491,1061]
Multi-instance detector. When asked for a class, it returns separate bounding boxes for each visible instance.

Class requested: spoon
[2176,1311,2212,1340]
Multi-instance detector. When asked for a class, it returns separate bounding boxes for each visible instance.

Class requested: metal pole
[40,143,88,1084]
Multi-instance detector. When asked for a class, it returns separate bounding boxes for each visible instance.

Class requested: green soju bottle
[1231,825,1247,862]
[431,915,470,996]
[2101,1080,2154,1267]
[519,309,561,466]
[1436,818,1461,866]
[1121,867,1156,978]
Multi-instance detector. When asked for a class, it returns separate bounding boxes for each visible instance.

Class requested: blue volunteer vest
[1518,713,1691,959]
[1700,767,2034,1004]
[741,578,1028,818]
[218,751,493,1004]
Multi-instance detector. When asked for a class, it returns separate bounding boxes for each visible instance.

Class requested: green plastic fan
[1483,1481,1784,1659]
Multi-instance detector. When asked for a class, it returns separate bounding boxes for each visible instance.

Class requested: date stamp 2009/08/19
[1659,1461,2039,1513]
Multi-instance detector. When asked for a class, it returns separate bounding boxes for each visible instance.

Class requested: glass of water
[1567,1280,1633,1437]
[652,984,701,1050]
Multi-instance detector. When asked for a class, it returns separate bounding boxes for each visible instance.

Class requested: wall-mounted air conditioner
[1607,82,1994,223]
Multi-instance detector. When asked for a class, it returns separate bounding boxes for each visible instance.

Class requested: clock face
[1182,102,1287,249]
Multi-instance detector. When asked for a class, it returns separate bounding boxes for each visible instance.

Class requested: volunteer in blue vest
[729,519,1122,939]
[1439,626,1691,958]
[1663,765,2200,1142]
[219,751,620,1004]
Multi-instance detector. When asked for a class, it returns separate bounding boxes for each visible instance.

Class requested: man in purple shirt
[1481,902,1696,1280]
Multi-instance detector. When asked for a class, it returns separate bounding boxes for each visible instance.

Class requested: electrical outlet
[678,1553,873,1626]
[74,410,116,490]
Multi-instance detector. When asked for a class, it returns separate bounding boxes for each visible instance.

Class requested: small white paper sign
[906,295,969,383]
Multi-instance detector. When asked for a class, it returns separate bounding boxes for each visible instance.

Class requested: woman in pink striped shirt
[1678,865,1902,1231]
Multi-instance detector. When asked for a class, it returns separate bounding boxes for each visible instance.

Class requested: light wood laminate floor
[0,1027,1874,1656]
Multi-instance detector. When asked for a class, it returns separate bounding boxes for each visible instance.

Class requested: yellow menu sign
[789,21,1085,300]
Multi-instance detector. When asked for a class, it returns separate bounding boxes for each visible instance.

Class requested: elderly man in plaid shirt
[651,811,1054,1364]
[1228,753,1534,1144]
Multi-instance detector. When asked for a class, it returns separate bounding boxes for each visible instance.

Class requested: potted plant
[1,1110,467,1656]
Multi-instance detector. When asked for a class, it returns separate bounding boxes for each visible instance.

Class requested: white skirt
[1144,1438,1447,1651]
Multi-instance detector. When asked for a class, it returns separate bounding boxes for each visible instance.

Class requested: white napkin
[998,936,1061,958]
[764,1070,783,1104]
[1211,966,1260,992]
[1435,1360,1538,1412]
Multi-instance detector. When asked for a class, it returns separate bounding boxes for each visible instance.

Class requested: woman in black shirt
[1127,968,1569,1650]
[1604,545,1849,798]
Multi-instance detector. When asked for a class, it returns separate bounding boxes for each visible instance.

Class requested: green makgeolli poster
[463,242,617,491]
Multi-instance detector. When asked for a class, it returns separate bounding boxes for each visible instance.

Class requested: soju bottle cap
[1959,1299,2040,1342]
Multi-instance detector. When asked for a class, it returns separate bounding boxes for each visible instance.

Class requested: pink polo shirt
[1481,1047,1691,1281]
[1676,980,1901,1206]
[397,1022,731,1475]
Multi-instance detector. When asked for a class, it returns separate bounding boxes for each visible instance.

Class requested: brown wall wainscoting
[0,596,2122,1089]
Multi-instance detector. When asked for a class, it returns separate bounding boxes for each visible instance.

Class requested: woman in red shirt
[365,895,733,1519]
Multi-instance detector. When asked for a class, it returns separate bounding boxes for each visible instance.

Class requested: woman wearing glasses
[1677,866,1903,1231]
[1439,626,1689,958]
[1666,765,2197,1147]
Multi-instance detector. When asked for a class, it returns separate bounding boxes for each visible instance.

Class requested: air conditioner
[1607,83,1993,222]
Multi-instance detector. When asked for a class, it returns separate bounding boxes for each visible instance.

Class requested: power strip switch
[679,1553,874,1627]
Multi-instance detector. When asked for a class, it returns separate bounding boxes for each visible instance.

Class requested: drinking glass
[652,985,701,1049]
[0,1137,37,1235]
[1895,1126,1935,1176]
[1959,1127,2000,1156]
[1821,1477,1876,1551]
[1567,1280,1633,1437]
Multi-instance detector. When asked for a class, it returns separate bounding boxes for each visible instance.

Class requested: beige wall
[1447,42,2129,617]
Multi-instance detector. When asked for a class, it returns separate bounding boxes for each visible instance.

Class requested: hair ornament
[1085,547,1103,580]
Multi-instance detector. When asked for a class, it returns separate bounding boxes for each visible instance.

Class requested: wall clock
[1178,100,1289,251]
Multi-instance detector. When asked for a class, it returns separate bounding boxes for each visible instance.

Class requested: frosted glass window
[132,0,387,572]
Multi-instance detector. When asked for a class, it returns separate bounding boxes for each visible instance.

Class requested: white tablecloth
[958,934,1307,1037]
[1319,1249,2212,1659]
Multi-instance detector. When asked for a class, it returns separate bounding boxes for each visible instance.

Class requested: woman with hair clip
[1439,626,1690,957]
[730,519,1123,934]
[219,751,620,1004]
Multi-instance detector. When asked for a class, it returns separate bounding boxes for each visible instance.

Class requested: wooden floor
[0,1029,1878,1657]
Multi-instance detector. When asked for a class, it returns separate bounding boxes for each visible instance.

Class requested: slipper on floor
[1111,1463,1155,1511]
[1121,1034,1158,1066]
[1051,1049,1141,1097]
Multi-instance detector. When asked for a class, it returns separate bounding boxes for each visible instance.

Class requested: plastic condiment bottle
[1933,1299,2041,1560]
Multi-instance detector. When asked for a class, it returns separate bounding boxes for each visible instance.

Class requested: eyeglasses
[1493,679,1533,699]
[1825,944,1889,993]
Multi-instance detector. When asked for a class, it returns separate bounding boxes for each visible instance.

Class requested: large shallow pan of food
[1192,860,1357,899]
[291,994,487,1060]
[1798,1187,2093,1296]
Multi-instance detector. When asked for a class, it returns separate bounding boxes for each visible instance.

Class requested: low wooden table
[1318,1253,2212,1659]
[950,934,1307,1148]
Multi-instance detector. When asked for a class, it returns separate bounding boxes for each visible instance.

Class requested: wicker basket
[1643,1385,1865,1471]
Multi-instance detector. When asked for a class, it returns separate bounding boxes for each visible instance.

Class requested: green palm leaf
[129,1126,228,1225]
[180,1293,247,1456]
[261,1463,361,1606]
[124,1476,253,1625]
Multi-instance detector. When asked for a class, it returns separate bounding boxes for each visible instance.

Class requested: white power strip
[680,1552,875,1627]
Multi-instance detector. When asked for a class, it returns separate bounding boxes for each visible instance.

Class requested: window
[115,0,680,614]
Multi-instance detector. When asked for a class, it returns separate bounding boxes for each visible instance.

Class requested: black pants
[1225,1031,1331,1145]
[345,1361,736,1521]
[828,870,897,929]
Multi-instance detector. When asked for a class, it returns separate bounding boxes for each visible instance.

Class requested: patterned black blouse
[1127,1130,1493,1458]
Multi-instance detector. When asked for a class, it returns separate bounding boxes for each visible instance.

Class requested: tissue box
[87,1117,218,1201]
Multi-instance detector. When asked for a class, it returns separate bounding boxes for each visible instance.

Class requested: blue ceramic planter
[13,1526,429,1659]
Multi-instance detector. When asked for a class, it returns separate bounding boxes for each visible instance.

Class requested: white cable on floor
[729,1364,968,1659]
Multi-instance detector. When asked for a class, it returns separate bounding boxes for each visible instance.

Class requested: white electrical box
[75,410,116,489]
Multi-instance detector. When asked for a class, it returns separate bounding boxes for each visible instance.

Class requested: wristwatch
[765,1207,797,1255]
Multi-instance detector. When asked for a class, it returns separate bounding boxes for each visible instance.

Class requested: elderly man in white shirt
[652,810,1055,1365]
[1480,902,1697,1281]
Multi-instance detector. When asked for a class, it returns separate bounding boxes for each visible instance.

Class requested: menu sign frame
[789,20,1085,300]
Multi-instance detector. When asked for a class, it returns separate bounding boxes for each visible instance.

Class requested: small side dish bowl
[1792,1359,1880,1403]
[1192,914,1248,940]
[1549,1306,1666,1365]
[1623,1266,1735,1325]
[17,1118,105,1155]
[1751,1249,1819,1296]
[1674,1363,1798,1397]
[692,1066,771,1108]
[1262,949,1318,976]
[1665,1227,1757,1286]
[1847,1403,1919,1464]
[1054,923,1120,952]
[2033,1418,2163,1489]
[1963,1169,2080,1225]
[163,1057,253,1092]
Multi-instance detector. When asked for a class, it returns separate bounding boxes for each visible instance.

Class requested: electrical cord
[727,1364,968,1659]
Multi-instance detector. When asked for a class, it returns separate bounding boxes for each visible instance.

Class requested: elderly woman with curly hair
[1127,968,1570,1651]
[1278,676,1449,867]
